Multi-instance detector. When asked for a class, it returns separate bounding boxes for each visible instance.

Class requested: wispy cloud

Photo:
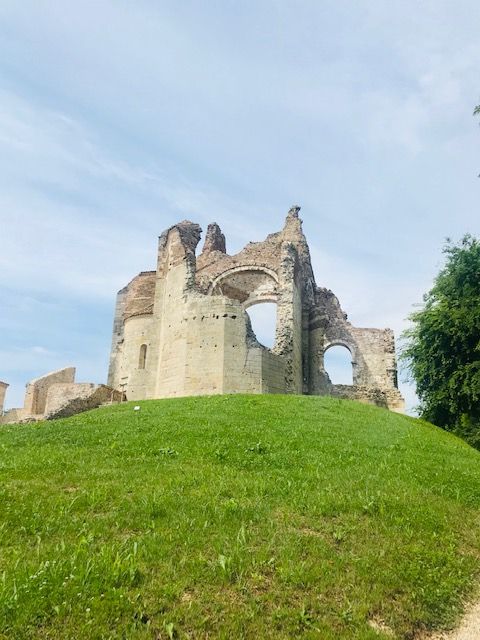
[0,1,478,412]
[0,90,273,302]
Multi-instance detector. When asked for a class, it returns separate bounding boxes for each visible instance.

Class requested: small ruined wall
[0,408,24,424]
[0,382,8,414]
[23,367,76,416]
[330,384,405,413]
[0,376,123,425]
[44,383,123,420]
[350,328,397,388]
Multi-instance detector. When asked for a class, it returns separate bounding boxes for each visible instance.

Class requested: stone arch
[244,295,278,309]
[323,339,356,362]
[207,265,279,307]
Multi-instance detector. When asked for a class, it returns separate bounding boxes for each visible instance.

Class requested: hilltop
[1,395,479,639]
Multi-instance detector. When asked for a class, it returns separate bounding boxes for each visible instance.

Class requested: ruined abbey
[0,207,404,423]
[108,207,404,411]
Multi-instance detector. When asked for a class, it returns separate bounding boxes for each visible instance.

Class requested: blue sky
[0,1,478,411]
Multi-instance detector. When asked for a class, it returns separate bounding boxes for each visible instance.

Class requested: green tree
[401,236,480,448]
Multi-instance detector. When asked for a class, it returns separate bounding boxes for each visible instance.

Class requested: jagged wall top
[120,206,317,319]
[195,206,315,294]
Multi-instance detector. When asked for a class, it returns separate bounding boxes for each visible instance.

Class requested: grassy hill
[0,395,479,639]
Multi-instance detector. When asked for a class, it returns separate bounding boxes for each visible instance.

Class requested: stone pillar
[0,381,9,414]
[275,242,303,393]
[308,310,326,394]
[384,329,399,389]
[154,222,202,398]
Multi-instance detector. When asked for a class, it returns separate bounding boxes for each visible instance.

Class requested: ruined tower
[108,208,404,411]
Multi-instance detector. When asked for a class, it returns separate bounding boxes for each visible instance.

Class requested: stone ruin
[0,207,404,424]
[0,367,122,424]
[0,381,8,417]
[108,207,404,411]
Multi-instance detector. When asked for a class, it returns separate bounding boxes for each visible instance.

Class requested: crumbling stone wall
[23,367,75,416]
[108,207,404,412]
[44,383,123,420]
[330,385,405,413]
[1,369,122,425]
[0,408,23,424]
[0,381,8,415]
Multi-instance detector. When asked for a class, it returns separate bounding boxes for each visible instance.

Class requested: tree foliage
[401,236,480,448]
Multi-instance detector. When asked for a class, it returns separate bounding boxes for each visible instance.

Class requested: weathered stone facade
[108,208,404,411]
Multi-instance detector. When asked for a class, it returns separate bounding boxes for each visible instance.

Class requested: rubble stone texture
[43,383,123,420]
[108,208,404,412]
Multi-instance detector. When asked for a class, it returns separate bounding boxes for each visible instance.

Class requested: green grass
[0,395,479,639]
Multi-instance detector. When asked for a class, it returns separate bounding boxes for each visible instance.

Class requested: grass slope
[0,395,479,640]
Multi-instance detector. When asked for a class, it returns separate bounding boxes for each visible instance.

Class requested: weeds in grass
[245,441,269,454]
[0,395,479,639]
[155,447,178,457]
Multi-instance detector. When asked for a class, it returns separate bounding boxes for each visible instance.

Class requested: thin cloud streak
[0,1,479,414]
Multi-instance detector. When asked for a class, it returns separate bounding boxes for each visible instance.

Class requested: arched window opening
[138,344,147,370]
[246,302,277,349]
[324,345,353,385]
